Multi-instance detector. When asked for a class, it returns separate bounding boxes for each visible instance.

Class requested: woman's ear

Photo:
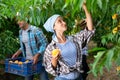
[53,26,55,30]
[53,24,57,31]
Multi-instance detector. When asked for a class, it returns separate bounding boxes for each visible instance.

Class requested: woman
[43,3,95,80]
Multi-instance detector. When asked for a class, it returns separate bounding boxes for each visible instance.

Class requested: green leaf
[63,0,70,10]
[88,47,106,53]
[91,51,105,76]
[97,0,102,9]
[72,0,84,17]
[101,36,107,45]
[0,2,6,7]
[116,54,120,65]
[29,17,32,23]
[107,33,114,41]
[91,0,96,13]
[105,48,114,70]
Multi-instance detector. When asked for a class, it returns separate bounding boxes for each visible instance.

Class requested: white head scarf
[43,14,60,33]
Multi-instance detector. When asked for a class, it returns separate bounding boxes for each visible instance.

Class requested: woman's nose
[63,21,66,25]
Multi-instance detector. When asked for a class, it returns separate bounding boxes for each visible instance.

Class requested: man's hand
[12,49,21,59]
[33,53,40,64]
[12,53,19,59]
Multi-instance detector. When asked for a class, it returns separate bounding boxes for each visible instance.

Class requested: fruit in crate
[52,49,60,57]
[24,60,29,63]
[8,58,30,65]
[18,61,23,65]
[5,57,42,76]
[9,60,13,63]
[14,60,19,64]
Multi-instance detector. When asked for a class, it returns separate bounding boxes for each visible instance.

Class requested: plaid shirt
[81,46,88,55]
[19,25,48,59]
[43,28,95,76]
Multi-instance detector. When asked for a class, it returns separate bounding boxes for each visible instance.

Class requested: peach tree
[0,0,120,76]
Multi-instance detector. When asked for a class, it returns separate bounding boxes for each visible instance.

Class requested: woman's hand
[82,3,87,11]
[51,52,61,69]
[82,2,93,30]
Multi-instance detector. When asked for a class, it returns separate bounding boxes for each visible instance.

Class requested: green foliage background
[0,0,120,77]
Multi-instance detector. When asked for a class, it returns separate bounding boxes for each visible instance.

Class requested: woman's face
[54,17,67,33]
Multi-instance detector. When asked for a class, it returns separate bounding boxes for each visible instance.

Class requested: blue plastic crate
[5,57,43,76]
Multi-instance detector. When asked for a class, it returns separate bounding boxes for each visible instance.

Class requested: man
[12,20,49,80]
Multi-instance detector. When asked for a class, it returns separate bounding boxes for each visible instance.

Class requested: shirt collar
[52,34,58,42]
[27,25,32,31]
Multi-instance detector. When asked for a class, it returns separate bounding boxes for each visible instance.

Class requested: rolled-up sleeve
[43,45,59,76]
[74,28,95,45]
[36,29,48,54]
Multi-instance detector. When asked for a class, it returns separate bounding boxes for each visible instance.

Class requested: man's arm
[12,49,22,59]
[33,28,48,64]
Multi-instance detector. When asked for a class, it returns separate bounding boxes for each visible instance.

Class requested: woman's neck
[56,32,66,43]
